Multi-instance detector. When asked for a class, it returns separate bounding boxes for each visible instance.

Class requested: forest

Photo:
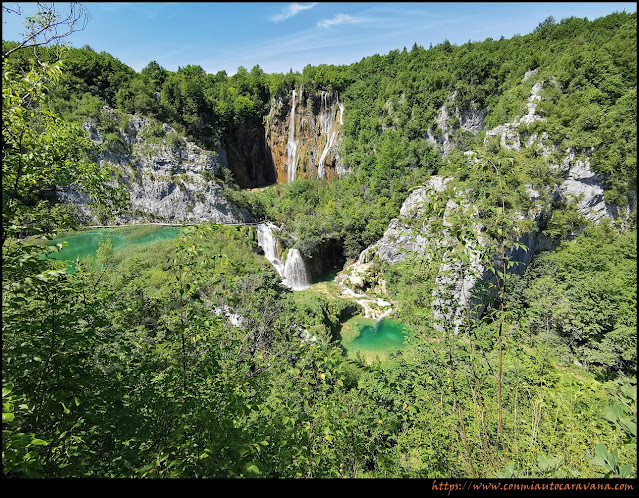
[2,4,636,479]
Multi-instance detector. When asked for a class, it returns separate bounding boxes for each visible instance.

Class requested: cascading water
[257,223,312,291]
[283,248,312,290]
[285,88,298,182]
[318,131,337,179]
[317,91,342,179]
[256,223,285,277]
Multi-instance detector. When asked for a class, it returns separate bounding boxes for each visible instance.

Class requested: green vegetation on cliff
[2,6,636,479]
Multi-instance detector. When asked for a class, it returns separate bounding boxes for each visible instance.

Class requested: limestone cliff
[346,73,636,330]
[225,121,277,188]
[60,109,254,225]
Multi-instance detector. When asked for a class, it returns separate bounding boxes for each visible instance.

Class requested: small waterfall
[285,88,298,182]
[257,223,312,291]
[256,223,284,277]
[283,248,312,290]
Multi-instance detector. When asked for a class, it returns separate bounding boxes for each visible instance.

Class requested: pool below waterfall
[339,315,408,363]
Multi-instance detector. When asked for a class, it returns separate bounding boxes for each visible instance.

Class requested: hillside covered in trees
[2,5,636,479]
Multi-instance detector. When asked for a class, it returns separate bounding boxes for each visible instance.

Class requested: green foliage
[2,9,637,480]
[2,60,128,244]
[519,223,636,377]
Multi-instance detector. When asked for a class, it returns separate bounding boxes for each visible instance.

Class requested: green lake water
[46,225,183,266]
[340,315,408,362]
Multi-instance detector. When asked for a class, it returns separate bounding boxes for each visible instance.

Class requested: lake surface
[47,225,183,264]
[340,315,408,362]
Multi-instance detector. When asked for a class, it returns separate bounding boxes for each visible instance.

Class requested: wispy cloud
[271,2,317,22]
[317,13,367,28]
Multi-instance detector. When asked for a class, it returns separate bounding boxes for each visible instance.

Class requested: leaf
[3,412,15,422]
[603,404,624,423]
[246,464,260,475]
[30,439,48,446]
[618,464,634,478]
[618,417,637,437]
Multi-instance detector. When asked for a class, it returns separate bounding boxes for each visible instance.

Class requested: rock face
[426,92,486,155]
[351,175,546,330]
[363,177,454,265]
[480,78,635,224]
[351,74,636,330]
[221,87,348,188]
[63,110,254,224]
[266,87,347,183]
[225,122,277,188]
[483,81,545,152]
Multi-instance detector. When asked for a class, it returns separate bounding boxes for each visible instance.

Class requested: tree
[534,16,556,33]
[2,3,90,61]
[2,61,127,244]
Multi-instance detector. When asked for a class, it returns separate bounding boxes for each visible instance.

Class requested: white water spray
[285,88,297,182]
[256,223,285,277]
[317,91,341,178]
[257,223,312,291]
[283,248,312,290]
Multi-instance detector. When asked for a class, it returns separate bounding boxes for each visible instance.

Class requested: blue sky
[2,2,636,75]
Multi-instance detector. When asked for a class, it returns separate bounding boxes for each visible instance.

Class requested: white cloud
[317,13,366,28]
[271,2,317,22]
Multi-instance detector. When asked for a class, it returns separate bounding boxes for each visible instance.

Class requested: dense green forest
[2,5,636,479]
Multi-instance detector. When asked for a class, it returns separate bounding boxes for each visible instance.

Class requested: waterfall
[283,248,312,290]
[256,223,284,277]
[318,91,338,179]
[285,88,297,182]
[257,223,312,291]
[318,131,337,178]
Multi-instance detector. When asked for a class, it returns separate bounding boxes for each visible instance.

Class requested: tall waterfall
[256,223,311,291]
[337,93,344,125]
[285,88,297,182]
[283,248,312,290]
[318,91,335,179]
[317,91,344,179]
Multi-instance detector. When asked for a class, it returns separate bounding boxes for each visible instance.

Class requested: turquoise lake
[46,225,183,266]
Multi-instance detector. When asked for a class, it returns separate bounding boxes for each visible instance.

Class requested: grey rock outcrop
[483,81,545,153]
[363,177,453,265]
[64,110,254,225]
[427,93,486,155]
[481,79,635,225]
